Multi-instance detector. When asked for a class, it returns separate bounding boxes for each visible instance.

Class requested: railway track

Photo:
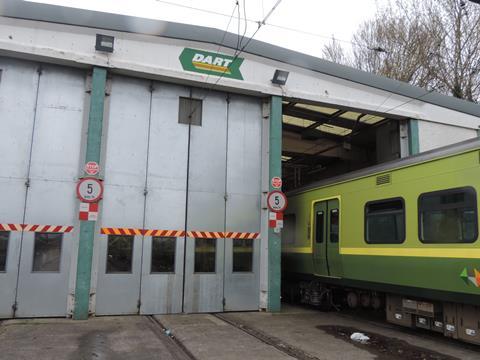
[146,316,198,360]
[213,313,321,360]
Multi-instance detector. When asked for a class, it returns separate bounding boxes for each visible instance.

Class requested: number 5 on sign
[76,177,104,203]
[267,191,287,213]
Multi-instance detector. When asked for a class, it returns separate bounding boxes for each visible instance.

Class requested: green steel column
[408,119,419,156]
[73,67,107,320]
[268,95,282,312]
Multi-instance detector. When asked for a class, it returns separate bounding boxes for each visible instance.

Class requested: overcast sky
[30,0,390,58]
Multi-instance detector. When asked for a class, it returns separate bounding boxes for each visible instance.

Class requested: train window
[365,198,405,244]
[330,209,339,243]
[315,211,324,243]
[419,187,478,244]
[194,238,216,273]
[32,233,63,272]
[0,231,8,272]
[282,214,296,245]
[233,238,253,272]
[106,235,134,273]
[151,237,176,273]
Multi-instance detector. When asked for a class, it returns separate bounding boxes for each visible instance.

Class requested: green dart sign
[179,48,244,80]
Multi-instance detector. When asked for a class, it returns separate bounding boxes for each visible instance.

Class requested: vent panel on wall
[376,173,391,186]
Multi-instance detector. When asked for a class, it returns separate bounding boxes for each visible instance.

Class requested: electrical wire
[195,1,239,97]
[153,0,377,52]
[185,0,283,120]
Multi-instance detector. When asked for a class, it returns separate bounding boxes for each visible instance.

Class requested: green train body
[282,138,480,344]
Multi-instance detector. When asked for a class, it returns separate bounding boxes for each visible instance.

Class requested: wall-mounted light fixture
[271,69,289,85]
[95,34,115,53]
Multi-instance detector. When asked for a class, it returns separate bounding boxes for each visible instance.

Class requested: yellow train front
[281,138,480,345]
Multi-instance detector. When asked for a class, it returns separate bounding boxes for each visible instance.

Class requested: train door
[313,199,342,277]
[312,202,328,276]
[326,199,342,277]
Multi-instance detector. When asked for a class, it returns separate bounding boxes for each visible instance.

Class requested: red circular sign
[84,161,100,176]
[76,177,104,203]
[267,190,288,213]
[271,177,282,189]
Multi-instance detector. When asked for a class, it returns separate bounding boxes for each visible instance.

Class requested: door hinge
[222,297,226,307]
[25,179,30,188]
[137,299,141,310]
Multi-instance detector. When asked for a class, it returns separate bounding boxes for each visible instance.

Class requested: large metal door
[0,58,37,318]
[95,77,263,314]
[182,89,227,313]
[95,78,191,315]
[0,59,85,317]
[15,65,84,317]
[223,95,262,311]
[95,77,150,315]
[139,83,189,314]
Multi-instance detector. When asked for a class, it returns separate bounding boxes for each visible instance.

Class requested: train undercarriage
[284,278,480,346]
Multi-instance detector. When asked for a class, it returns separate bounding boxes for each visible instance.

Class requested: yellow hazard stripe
[282,247,312,254]
[192,62,231,74]
[340,247,480,259]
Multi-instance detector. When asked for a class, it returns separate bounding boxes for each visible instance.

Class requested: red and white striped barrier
[0,224,23,232]
[186,231,225,239]
[0,224,73,233]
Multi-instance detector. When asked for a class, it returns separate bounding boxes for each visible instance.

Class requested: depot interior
[281,99,404,192]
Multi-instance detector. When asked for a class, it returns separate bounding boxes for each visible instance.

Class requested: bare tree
[323,0,480,102]
[322,37,351,66]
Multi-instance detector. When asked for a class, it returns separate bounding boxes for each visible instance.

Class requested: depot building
[0,0,479,319]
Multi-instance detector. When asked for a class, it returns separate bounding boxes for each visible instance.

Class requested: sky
[29,0,390,59]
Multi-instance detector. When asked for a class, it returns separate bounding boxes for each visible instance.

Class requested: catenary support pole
[268,95,282,312]
[73,67,107,320]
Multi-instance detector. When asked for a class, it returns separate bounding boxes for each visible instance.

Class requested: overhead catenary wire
[186,0,283,120]
[153,0,379,53]
[195,1,239,99]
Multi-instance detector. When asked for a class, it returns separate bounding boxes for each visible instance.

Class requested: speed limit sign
[76,177,103,203]
[267,190,288,212]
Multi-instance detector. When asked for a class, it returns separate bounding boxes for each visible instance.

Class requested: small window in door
[233,238,253,272]
[151,237,176,273]
[330,209,339,243]
[315,211,324,243]
[32,233,62,272]
[179,97,202,126]
[106,235,134,273]
[194,238,216,273]
[0,231,9,272]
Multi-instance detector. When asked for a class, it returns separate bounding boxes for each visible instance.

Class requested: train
[281,137,480,345]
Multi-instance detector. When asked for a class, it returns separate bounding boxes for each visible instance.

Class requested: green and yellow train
[282,138,480,345]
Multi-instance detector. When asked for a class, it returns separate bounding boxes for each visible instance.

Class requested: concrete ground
[1,305,479,360]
